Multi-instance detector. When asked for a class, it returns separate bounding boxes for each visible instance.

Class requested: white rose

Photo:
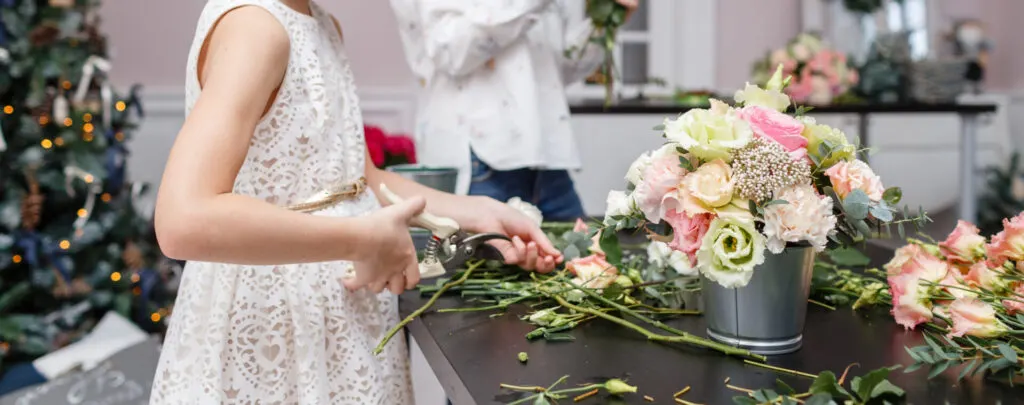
[734,65,791,112]
[762,183,837,254]
[604,190,635,219]
[625,152,652,186]
[507,197,543,226]
[647,241,696,276]
[664,101,753,162]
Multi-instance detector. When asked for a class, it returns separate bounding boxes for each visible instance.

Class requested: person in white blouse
[389,0,638,222]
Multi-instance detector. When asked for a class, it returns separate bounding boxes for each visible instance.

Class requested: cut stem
[374,261,484,355]
[744,360,819,379]
[808,299,836,311]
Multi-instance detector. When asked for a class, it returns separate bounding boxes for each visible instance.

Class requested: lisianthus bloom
[646,240,696,276]
[737,105,807,161]
[1002,282,1024,315]
[631,147,686,224]
[825,160,884,202]
[884,244,949,284]
[663,99,752,162]
[985,213,1024,266]
[799,116,855,168]
[948,297,1011,338]
[662,210,712,266]
[697,216,766,288]
[888,274,934,329]
[574,219,604,256]
[939,220,987,265]
[965,261,1012,294]
[734,65,791,112]
[762,184,837,254]
[567,254,618,290]
[941,270,978,300]
[603,190,637,222]
[677,159,749,218]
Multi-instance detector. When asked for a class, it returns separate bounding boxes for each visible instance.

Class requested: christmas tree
[0,0,175,375]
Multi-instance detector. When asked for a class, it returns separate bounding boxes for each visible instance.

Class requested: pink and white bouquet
[752,33,859,106]
[602,66,916,289]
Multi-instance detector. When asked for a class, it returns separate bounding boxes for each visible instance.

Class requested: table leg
[858,112,870,164]
[959,113,979,224]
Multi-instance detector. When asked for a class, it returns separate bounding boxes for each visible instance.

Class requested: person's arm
[154,7,419,271]
[414,0,552,77]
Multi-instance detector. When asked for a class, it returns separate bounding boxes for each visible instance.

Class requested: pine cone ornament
[29,23,61,47]
[21,180,44,231]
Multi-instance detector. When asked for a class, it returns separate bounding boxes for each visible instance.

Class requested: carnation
[730,137,811,203]
[762,183,837,254]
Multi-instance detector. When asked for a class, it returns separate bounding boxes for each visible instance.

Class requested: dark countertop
[569,99,999,115]
[400,291,1022,405]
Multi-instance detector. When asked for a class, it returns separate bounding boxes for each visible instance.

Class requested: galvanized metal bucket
[701,246,816,355]
[386,165,459,250]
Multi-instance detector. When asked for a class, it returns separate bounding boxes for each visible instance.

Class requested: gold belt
[286,177,368,213]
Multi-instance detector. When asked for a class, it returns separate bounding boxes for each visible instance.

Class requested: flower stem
[374,261,484,356]
[807,299,836,311]
[438,296,533,313]
[499,384,547,392]
[743,360,819,379]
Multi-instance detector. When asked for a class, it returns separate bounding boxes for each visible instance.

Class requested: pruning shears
[378,185,511,278]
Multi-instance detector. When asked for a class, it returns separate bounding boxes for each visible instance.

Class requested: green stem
[374,261,484,355]
[743,360,819,379]
[438,296,534,313]
[808,299,836,311]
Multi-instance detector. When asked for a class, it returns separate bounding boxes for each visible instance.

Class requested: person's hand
[344,196,426,295]
[464,198,563,273]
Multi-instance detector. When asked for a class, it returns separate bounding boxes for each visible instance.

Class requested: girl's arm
[154,7,421,279]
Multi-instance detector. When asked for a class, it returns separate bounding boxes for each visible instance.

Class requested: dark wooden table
[400,291,1022,405]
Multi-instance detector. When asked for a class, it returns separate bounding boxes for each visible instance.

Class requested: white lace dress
[150,1,413,403]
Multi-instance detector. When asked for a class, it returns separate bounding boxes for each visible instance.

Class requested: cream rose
[734,65,792,112]
[677,159,750,219]
[825,160,884,201]
[762,184,837,253]
[664,100,753,162]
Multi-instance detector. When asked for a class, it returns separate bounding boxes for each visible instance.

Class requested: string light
[101,193,112,202]
[115,101,126,112]
[0,342,8,352]
[63,117,73,127]
[83,133,94,142]
[12,255,22,264]
[77,208,88,218]
[132,287,141,296]
[3,105,12,114]
[110,272,122,282]
[83,123,94,133]
[131,273,140,283]
[83,113,92,122]
[115,132,125,142]
[38,115,50,126]
[61,81,72,90]
[83,174,94,183]
[54,137,65,147]
[59,240,70,250]
[150,312,162,323]
[41,139,53,149]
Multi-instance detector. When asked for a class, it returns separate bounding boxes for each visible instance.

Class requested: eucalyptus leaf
[563,244,582,261]
[923,334,951,360]
[997,342,1018,363]
[927,361,952,379]
[883,187,903,205]
[843,190,871,220]
[827,247,871,267]
[869,204,894,222]
[959,358,980,381]
[897,222,906,239]
[903,363,923,374]
[679,155,694,171]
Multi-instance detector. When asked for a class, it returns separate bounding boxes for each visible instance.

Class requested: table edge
[408,316,478,405]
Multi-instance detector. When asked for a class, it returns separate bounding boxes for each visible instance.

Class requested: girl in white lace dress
[150,0,563,403]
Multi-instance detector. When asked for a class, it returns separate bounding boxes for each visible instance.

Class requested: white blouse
[389,0,605,194]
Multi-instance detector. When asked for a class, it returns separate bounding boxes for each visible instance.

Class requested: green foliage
[732,366,905,405]
[979,152,1024,236]
[0,0,174,374]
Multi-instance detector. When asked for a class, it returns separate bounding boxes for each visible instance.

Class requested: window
[884,0,929,59]
[564,1,712,101]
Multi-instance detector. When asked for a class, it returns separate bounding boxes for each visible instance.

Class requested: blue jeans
[468,152,586,222]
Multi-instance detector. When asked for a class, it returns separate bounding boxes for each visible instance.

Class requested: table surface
[400,292,1022,405]
[569,99,999,115]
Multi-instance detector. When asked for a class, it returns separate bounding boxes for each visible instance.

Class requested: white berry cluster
[730,137,811,203]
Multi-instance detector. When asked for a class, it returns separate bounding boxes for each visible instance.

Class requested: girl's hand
[465,198,563,273]
[344,197,427,295]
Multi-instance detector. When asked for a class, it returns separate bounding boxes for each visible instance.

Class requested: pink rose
[884,244,949,283]
[985,213,1024,266]
[1002,282,1024,315]
[663,209,713,265]
[948,297,1010,338]
[786,70,814,104]
[633,154,686,224]
[738,106,808,160]
[888,275,933,329]
[939,220,987,265]
[846,69,859,87]
[567,254,618,289]
[824,160,884,202]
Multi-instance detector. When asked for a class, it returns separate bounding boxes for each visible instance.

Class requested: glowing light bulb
[41,139,53,149]
[111,272,122,282]
[115,101,126,112]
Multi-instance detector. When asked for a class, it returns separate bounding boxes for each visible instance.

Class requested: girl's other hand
[344,197,426,295]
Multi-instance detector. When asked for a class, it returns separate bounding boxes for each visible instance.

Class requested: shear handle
[378,184,460,239]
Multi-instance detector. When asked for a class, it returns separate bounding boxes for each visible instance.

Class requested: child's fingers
[525,242,539,271]
[537,256,556,273]
[388,273,406,295]
[368,280,387,294]
[405,265,421,290]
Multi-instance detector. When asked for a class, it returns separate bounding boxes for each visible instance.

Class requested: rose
[762,184,837,253]
[948,297,1011,338]
[662,210,712,266]
[664,100,753,162]
[940,220,987,265]
[734,65,791,112]
[888,274,934,329]
[808,76,833,105]
[824,160,884,201]
[604,190,636,221]
[884,244,949,283]
[647,240,697,276]
[965,261,1012,293]
[696,216,766,288]
[506,197,543,227]
[737,105,808,160]
[985,213,1024,266]
[1003,283,1024,315]
[677,159,747,218]
[567,254,618,289]
[799,116,855,167]
[631,146,686,224]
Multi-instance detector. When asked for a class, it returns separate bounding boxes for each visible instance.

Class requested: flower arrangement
[752,33,860,106]
[601,65,925,289]
[363,125,417,169]
[817,214,1024,382]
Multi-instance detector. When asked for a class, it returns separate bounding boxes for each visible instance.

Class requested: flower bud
[614,275,634,288]
[528,309,557,326]
[604,379,637,395]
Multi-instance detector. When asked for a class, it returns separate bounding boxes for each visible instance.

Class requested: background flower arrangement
[602,65,926,289]
[751,33,860,106]
[363,125,417,169]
